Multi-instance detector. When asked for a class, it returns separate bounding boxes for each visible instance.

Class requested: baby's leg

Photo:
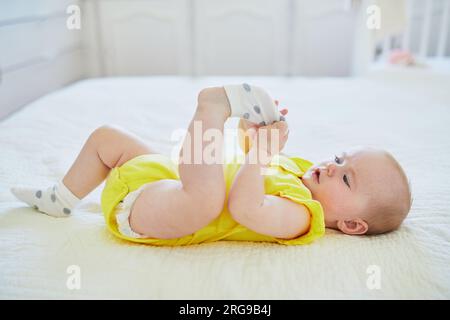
[63,125,157,198]
[129,87,231,239]
[11,125,156,217]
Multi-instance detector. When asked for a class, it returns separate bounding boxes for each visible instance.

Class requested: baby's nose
[326,163,336,176]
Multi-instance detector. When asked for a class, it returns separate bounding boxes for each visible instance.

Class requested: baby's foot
[11,181,80,218]
[197,87,232,119]
[224,83,280,125]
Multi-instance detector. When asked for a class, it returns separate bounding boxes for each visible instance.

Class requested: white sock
[224,83,282,125]
[11,181,80,218]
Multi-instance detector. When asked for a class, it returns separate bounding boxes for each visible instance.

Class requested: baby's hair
[364,151,412,235]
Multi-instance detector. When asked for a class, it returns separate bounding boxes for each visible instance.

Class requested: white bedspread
[1,71,449,299]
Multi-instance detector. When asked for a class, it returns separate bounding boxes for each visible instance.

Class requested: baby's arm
[228,123,310,239]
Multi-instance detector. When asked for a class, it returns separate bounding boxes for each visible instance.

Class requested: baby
[11,84,412,246]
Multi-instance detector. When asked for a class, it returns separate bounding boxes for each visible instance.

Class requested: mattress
[1,71,449,299]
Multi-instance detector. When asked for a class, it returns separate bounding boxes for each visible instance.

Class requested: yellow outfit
[100,153,325,246]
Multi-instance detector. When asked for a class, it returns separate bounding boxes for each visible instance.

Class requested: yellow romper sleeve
[267,155,326,245]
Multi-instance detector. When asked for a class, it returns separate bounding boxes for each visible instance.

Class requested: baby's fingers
[274,120,289,131]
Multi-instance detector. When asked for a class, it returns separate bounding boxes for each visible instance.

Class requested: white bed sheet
[1,72,449,299]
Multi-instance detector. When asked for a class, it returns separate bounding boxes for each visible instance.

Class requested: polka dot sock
[10,181,80,218]
[224,83,282,125]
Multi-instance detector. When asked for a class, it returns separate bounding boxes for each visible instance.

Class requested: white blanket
[1,71,449,299]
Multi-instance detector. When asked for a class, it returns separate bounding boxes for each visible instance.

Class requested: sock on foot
[224,83,282,125]
[11,181,80,218]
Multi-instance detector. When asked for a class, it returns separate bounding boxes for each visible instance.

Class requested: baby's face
[301,146,393,228]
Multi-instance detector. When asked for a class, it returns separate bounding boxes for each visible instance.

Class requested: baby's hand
[249,120,289,156]
[238,99,288,155]
[240,99,288,129]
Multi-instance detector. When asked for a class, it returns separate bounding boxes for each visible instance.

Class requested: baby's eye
[334,155,342,164]
[343,175,350,188]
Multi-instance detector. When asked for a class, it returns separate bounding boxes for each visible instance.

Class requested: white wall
[0,0,359,119]
[0,0,85,119]
[2,0,448,119]
[292,0,357,76]
[83,0,356,77]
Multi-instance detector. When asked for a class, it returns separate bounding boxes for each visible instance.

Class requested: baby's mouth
[313,168,320,184]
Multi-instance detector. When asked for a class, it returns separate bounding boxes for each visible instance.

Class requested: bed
[1,70,449,299]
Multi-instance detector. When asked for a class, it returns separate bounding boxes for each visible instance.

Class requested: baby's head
[301,146,412,235]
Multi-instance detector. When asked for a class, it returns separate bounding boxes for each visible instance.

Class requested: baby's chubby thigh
[129,179,223,239]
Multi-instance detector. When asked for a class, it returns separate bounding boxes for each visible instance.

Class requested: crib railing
[352,0,450,74]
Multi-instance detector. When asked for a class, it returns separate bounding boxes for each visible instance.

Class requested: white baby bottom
[115,183,152,239]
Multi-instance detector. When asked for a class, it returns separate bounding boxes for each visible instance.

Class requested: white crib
[352,0,450,75]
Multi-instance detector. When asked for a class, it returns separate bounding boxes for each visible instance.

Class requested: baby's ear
[337,219,368,235]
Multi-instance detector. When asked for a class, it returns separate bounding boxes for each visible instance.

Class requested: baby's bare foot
[197,87,231,119]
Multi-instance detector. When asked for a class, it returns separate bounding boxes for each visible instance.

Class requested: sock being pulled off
[11,180,80,217]
[224,83,282,125]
